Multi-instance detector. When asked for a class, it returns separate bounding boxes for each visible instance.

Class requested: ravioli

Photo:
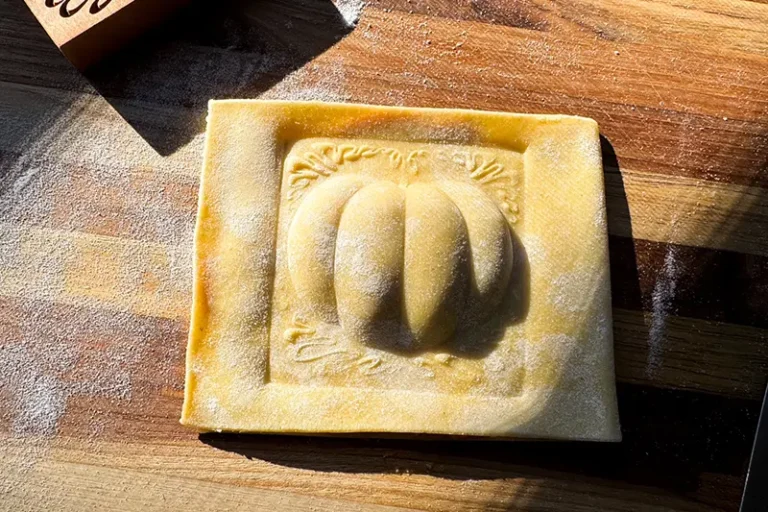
[181,100,620,441]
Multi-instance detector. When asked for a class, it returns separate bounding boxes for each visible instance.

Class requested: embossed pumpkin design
[287,175,514,352]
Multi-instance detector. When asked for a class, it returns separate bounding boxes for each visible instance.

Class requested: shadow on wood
[604,131,768,512]
[197,383,757,497]
[197,135,765,511]
[84,0,354,155]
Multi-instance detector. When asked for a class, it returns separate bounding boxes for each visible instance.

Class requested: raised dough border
[181,100,620,441]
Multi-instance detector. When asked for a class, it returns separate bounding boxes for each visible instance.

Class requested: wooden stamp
[23,0,190,70]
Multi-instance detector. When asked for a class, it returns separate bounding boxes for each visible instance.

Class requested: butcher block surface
[1,0,767,510]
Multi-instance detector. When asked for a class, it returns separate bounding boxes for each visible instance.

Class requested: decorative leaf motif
[294,338,347,362]
[283,316,388,375]
[351,356,384,375]
[286,143,405,200]
[283,314,315,343]
[282,316,465,379]
[455,151,520,224]
[406,150,427,174]
[379,148,403,168]
[287,144,520,223]
[468,156,506,185]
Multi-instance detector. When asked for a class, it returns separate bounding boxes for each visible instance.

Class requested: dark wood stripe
[0,296,187,439]
[364,0,551,32]
[609,236,768,329]
[366,0,768,39]
[325,60,768,186]
[335,43,768,187]
[0,2,85,91]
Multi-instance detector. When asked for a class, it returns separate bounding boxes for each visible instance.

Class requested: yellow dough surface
[181,100,620,441]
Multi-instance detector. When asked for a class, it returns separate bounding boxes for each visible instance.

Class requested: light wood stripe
[0,436,716,512]
[0,223,190,320]
[614,308,768,400]
[0,439,412,512]
[607,168,768,256]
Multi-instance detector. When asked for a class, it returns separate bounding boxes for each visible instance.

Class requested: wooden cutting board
[1,0,767,511]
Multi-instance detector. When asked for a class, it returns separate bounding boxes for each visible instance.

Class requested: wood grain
[3,436,726,512]
[614,308,768,399]
[609,237,768,329]
[1,0,767,511]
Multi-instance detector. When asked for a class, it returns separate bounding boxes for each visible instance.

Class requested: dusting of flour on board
[646,246,680,377]
[0,11,367,451]
[262,59,353,103]
[0,89,191,476]
[334,0,366,27]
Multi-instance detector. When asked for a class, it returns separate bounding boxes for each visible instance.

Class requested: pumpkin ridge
[435,180,514,324]
[287,175,369,323]
[401,182,470,349]
[335,181,406,349]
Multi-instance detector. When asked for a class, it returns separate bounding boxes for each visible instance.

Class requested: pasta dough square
[181,100,621,441]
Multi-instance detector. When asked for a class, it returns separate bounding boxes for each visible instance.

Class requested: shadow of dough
[85,0,354,155]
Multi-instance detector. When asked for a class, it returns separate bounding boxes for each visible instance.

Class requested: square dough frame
[181,100,621,441]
